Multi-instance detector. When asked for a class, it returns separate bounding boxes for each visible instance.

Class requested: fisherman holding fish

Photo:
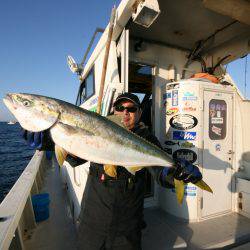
[4,92,203,250]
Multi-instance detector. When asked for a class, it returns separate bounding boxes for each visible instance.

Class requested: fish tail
[174,179,185,204]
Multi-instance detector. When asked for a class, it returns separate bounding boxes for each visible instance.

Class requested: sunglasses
[115,105,138,113]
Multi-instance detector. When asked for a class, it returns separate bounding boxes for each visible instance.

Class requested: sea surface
[0,122,34,203]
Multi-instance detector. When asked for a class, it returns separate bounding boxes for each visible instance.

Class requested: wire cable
[244,55,248,98]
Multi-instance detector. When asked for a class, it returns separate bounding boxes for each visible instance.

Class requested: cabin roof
[81,0,250,80]
[129,0,250,54]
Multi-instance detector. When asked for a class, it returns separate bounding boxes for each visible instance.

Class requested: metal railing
[0,151,50,250]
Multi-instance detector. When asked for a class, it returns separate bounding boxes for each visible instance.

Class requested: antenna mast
[244,55,248,98]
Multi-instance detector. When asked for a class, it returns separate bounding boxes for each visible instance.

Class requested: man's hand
[22,129,54,151]
[22,130,44,150]
[173,159,202,184]
[161,159,202,186]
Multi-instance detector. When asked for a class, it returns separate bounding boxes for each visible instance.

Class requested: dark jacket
[65,123,172,249]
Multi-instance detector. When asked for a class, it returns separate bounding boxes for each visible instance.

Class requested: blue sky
[0,0,120,121]
[0,0,249,121]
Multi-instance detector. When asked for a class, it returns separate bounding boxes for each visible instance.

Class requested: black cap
[113,93,140,107]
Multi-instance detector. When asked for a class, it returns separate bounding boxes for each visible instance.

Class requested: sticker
[171,185,197,196]
[215,144,221,151]
[185,185,197,196]
[211,117,223,124]
[164,140,179,146]
[164,148,172,155]
[209,99,227,140]
[172,90,178,106]
[173,131,197,140]
[182,106,197,112]
[211,125,222,136]
[163,93,171,107]
[166,107,179,116]
[89,96,98,106]
[163,93,171,99]
[183,91,195,97]
[186,186,197,191]
[182,101,197,112]
[169,114,198,130]
[180,141,195,148]
[183,96,198,101]
[182,91,198,101]
[89,106,97,112]
[173,149,197,163]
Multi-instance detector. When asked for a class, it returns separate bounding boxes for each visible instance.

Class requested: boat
[7,121,16,125]
[1,0,250,249]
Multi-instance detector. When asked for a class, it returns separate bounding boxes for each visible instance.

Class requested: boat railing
[0,150,50,250]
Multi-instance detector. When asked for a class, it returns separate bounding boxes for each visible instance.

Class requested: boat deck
[24,162,250,250]
[24,159,77,250]
[142,209,250,249]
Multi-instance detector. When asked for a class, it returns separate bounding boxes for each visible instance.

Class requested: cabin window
[209,99,227,140]
[76,68,95,106]
[85,69,95,98]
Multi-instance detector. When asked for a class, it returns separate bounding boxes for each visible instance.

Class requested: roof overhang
[129,0,250,62]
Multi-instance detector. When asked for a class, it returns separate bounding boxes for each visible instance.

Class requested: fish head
[3,93,60,132]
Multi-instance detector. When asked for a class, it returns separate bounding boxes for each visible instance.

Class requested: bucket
[32,193,50,222]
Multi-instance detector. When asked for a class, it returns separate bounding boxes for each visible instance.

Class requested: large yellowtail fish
[3,93,212,203]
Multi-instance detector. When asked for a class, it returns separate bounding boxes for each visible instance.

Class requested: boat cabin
[64,0,250,222]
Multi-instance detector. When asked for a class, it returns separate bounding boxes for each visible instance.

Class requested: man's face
[114,100,141,130]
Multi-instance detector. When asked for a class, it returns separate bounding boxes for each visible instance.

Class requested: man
[23,93,202,250]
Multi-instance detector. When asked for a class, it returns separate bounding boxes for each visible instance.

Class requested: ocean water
[0,122,34,203]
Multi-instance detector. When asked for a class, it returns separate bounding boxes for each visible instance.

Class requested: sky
[0,0,249,121]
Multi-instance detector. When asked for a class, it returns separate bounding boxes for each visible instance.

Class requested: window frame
[75,66,95,106]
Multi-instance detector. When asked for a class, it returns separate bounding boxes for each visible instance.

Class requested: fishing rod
[97,6,116,114]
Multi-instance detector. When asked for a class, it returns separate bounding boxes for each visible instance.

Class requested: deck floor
[24,159,77,250]
[24,160,250,250]
[142,208,250,249]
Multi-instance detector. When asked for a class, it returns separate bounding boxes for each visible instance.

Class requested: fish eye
[23,100,31,107]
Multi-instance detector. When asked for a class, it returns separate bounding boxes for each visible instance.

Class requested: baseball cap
[113,93,141,107]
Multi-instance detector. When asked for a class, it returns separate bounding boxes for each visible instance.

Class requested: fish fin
[55,145,68,166]
[57,122,94,136]
[106,115,126,128]
[125,166,143,175]
[174,179,185,204]
[195,180,213,193]
[104,165,117,178]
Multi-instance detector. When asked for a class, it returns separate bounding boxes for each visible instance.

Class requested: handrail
[80,27,104,67]
[0,151,45,250]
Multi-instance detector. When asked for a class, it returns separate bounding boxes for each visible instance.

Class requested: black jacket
[65,123,174,249]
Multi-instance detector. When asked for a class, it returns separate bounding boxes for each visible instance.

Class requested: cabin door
[202,90,233,218]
